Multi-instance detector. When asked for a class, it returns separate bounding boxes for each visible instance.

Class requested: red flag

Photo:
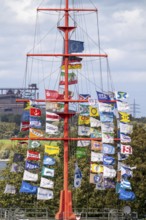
[20,121,30,131]
[27,150,40,161]
[30,108,41,117]
[45,90,59,99]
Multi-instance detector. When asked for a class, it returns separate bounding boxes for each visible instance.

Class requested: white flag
[37,187,54,200]
[77,140,91,147]
[42,166,55,177]
[98,102,113,112]
[91,151,103,162]
[90,117,101,128]
[101,123,114,133]
[23,170,38,182]
[46,111,60,122]
[4,184,16,194]
[46,122,59,134]
[40,177,54,189]
[102,133,114,144]
[78,126,90,136]
[121,144,133,154]
[117,101,130,112]
[103,166,116,178]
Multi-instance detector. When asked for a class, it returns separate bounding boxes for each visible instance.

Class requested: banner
[77,140,90,147]
[78,126,90,136]
[43,155,56,165]
[46,111,60,122]
[121,144,133,154]
[90,164,103,173]
[37,187,54,200]
[90,117,101,128]
[45,145,60,155]
[23,170,38,182]
[40,177,54,189]
[89,106,99,117]
[102,144,115,154]
[25,161,39,170]
[78,115,90,125]
[30,107,41,117]
[29,128,44,138]
[4,184,16,194]
[91,152,103,162]
[20,181,37,194]
[119,112,131,123]
[91,141,102,151]
[115,91,129,101]
[27,150,40,161]
[46,123,59,134]
[42,166,55,177]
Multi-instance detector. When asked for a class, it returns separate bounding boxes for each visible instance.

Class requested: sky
[0,0,146,117]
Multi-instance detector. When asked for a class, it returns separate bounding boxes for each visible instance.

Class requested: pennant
[76,147,86,158]
[46,123,59,134]
[79,94,91,100]
[30,116,42,128]
[115,91,129,101]
[25,161,39,170]
[45,145,60,155]
[43,155,56,165]
[37,187,54,200]
[4,184,16,194]
[10,163,23,173]
[27,150,40,161]
[29,128,44,138]
[42,166,55,177]
[90,164,103,173]
[89,173,103,184]
[74,163,82,188]
[96,91,110,101]
[77,140,90,147]
[119,123,133,134]
[102,144,115,154]
[13,153,24,162]
[46,111,60,122]
[119,189,135,201]
[90,128,102,138]
[120,133,131,143]
[91,141,102,152]
[61,63,82,70]
[68,40,84,53]
[21,110,30,122]
[121,144,133,154]
[59,72,78,85]
[79,104,89,115]
[102,132,114,144]
[78,115,90,125]
[100,112,114,123]
[103,155,115,165]
[91,151,103,162]
[40,177,54,189]
[117,101,130,112]
[20,181,37,194]
[28,140,41,149]
[103,166,116,178]
[90,117,101,128]
[45,89,59,99]
[20,121,29,131]
[78,126,90,136]
[101,123,114,133]
[30,107,41,117]
[120,179,132,190]
[119,112,131,123]
[98,102,113,112]
[89,106,99,117]
[23,170,38,182]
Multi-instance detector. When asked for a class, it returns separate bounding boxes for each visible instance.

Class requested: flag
[61,63,82,70]
[4,184,16,194]
[10,163,23,173]
[104,179,115,189]
[121,166,133,178]
[103,155,115,165]
[90,164,103,173]
[115,91,129,101]
[59,72,77,85]
[76,147,86,158]
[46,123,59,134]
[120,133,131,143]
[13,153,24,162]
[102,132,114,144]
[90,128,102,138]
[121,144,133,154]
[25,161,39,170]
[101,122,114,133]
[78,126,90,136]
[40,177,54,189]
[120,179,132,190]
[79,104,89,115]
[30,107,41,117]
[96,91,110,101]
[27,150,40,161]
[37,187,54,200]
[43,155,56,166]
[56,103,64,112]
[77,140,90,147]
[91,141,102,151]
[100,112,114,123]
[24,101,31,110]
[88,98,98,106]
[102,144,115,154]
[29,128,44,138]
[98,102,113,112]
[46,111,60,122]
[89,173,103,184]
[68,40,84,53]
[90,117,101,128]
[103,166,116,178]
[23,170,38,182]
[20,181,37,194]
[45,89,59,99]
[118,153,129,161]
[78,115,90,125]
[74,163,82,188]
[46,102,58,111]
[117,101,130,112]
[91,151,103,162]
[21,110,30,122]
[89,106,99,117]
[30,116,42,128]
[119,189,135,201]
[28,140,41,149]
[79,94,91,100]
[42,166,55,177]
[20,121,29,131]
[120,123,133,134]
[62,56,82,64]
[45,145,60,155]
[119,112,131,123]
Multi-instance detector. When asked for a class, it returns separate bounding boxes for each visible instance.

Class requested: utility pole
[130,99,140,118]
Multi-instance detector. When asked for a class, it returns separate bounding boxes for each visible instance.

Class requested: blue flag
[102,144,115,154]
[69,40,84,53]
[43,155,56,166]
[74,163,82,188]
[21,110,30,122]
[25,161,39,170]
[119,189,135,201]
[96,91,110,101]
[103,155,115,165]
[20,181,37,194]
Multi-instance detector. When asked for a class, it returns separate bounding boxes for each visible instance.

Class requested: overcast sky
[0,0,146,117]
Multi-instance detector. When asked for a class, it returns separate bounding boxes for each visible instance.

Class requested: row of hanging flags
[4,102,60,200]
[74,91,136,201]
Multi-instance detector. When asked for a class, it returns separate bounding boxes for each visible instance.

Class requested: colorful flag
[27,150,40,161]
[43,155,56,165]
[76,147,86,158]
[13,153,24,162]
[119,189,135,201]
[90,128,102,138]
[30,117,42,128]
[61,63,82,70]
[119,112,131,123]
[68,40,84,53]
[103,166,116,178]
[115,91,129,101]
[98,102,113,112]
[78,115,90,125]
[120,179,132,190]
[59,72,77,85]
[77,140,90,147]
[91,141,102,151]
[20,181,37,194]
[28,140,41,149]
[90,117,101,128]
[96,91,110,101]
[46,111,60,122]
[29,128,44,138]
[46,123,59,134]
[102,144,115,154]
[74,163,82,188]
[40,177,54,189]
[91,151,103,162]
[45,145,60,155]
[20,121,29,131]
[62,56,82,64]
[37,187,54,200]
[42,166,55,177]
[121,144,133,154]
[90,164,103,173]
[79,104,89,115]
[45,89,59,99]
[78,126,90,136]
[89,106,99,117]
[30,107,41,117]
[103,155,115,165]
[23,170,38,182]
[25,161,39,170]
[117,101,130,112]
[4,184,16,194]
[79,94,91,100]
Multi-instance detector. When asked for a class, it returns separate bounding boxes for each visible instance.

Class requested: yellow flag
[29,128,44,138]
[89,106,99,117]
[61,64,82,70]
[90,164,103,173]
[45,145,60,155]
[119,112,131,123]
[24,101,31,110]
[78,115,90,125]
